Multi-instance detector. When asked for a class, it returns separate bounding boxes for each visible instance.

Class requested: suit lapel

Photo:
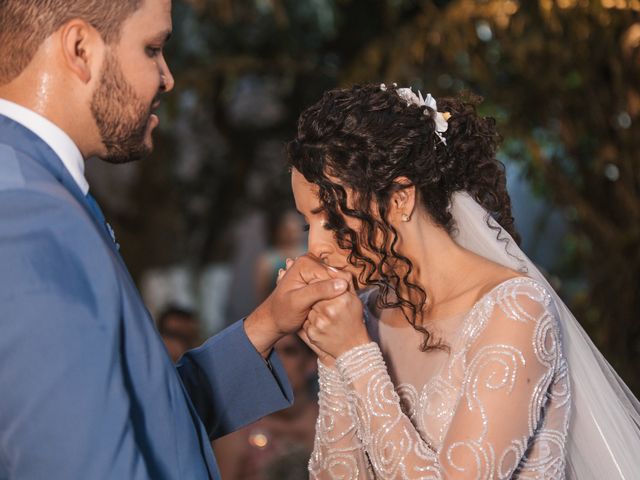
[0,114,121,256]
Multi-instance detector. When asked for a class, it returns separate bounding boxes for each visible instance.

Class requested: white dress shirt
[0,98,89,195]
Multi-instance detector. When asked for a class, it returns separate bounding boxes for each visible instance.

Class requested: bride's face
[291,168,383,285]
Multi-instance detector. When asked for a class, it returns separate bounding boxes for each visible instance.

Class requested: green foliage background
[95,0,640,394]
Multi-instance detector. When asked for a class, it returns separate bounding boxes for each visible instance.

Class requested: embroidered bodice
[309,277,571,479]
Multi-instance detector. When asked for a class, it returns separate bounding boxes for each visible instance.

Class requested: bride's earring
[402,213,410,222]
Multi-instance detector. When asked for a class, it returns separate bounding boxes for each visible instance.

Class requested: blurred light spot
[437,74,453,89]
[557,0,577,8]
[453,79,466,92]
[540,0,553,11]
[617,111,632,129]
[622,24,640,57]
[249,432,269,449]
[256,0,272,13]
[604,163,620,181]
[602,0,640,9]
[476,20,493,42]
[504,0,519,14]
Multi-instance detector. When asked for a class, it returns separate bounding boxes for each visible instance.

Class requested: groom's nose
[159,59,175,93]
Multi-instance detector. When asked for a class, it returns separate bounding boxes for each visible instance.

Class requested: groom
[0,0,348,478]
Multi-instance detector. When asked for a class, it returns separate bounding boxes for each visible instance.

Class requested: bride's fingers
[298,328,327,358]
[307,309,319,326]
[276,258,296,285]
[298,327,315,348]
[301,319,319,347]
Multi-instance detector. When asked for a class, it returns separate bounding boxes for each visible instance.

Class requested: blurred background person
[212,334,318,480]
[255,209,306,302]
[157,305,202,363]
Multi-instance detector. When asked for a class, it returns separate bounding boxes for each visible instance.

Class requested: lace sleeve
[309,361,374,479]
[334,285,565,479]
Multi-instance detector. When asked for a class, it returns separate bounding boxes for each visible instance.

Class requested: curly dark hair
[287,83,519,350]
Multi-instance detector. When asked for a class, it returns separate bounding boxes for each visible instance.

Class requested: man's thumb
[291,278,348,312]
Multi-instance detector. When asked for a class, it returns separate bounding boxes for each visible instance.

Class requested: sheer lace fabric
[309,277,571,479]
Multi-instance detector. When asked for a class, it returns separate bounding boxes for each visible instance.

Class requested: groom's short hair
[0,0,142,85]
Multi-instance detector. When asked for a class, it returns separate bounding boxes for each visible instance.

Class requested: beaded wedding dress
[308,192,640,479]
[310,276,570,479]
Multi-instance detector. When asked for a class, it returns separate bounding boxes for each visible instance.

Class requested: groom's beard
[91,51,154,164]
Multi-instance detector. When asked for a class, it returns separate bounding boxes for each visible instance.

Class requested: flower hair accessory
[380,83,450,145]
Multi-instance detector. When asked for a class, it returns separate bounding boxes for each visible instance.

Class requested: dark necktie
[85,192,119,250]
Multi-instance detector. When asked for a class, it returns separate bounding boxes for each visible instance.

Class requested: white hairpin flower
[381,84,449,145]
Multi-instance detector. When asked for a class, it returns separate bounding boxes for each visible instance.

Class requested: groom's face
[91,0,174,163]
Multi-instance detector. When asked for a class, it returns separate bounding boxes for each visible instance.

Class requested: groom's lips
[149,101,161,127]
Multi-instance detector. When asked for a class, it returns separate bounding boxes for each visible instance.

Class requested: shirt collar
[0,98,89,195]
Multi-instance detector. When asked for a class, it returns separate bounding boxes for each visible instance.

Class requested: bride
[282,83,640,479]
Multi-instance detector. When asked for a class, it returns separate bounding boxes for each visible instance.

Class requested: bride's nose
[306,225,334,261]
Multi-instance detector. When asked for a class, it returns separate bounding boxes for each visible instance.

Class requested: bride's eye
[322,219,336,231]
[145,46,163,58]
[302,224,310,232]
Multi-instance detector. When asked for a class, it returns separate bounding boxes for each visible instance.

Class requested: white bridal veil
[450,191,640,479]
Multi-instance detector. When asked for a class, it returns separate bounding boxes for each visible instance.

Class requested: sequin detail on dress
[309,277,571,479]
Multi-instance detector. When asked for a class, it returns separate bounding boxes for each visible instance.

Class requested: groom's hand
[244,254,349,357]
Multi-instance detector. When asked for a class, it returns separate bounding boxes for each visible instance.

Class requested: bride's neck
[397,212,480,317]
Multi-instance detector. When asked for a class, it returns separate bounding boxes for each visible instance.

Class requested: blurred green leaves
[110,0,640,392]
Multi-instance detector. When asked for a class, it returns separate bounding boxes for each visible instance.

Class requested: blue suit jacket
[0,115,293,479]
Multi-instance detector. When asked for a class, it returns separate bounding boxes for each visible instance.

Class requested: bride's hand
[275,257,295,285]
[284,262,365,365]
[301,290,370,360]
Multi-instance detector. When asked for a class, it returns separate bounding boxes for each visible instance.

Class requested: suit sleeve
[176,320,294,439]
[0,194,155,479]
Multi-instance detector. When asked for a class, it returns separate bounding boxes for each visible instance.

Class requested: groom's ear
[59,19,105,84]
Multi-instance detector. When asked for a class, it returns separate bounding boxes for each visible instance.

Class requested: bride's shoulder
[461,276,562,355]
[476,275,557,322]
[487,276,553,301]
